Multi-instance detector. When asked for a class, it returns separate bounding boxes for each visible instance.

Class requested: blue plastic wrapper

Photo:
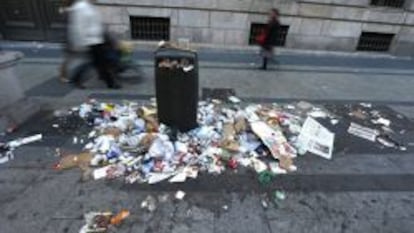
[106,145,122,160]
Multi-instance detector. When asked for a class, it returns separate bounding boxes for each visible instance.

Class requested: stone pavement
[1,42,414,233]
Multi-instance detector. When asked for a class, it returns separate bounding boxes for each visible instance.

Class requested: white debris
[360,102,372,108]
[148,173,174,185]
[228,96,241,104]
[308,109,328,118]
[93,166,111,180]
[372,117,391,127]
[169,170,187,183]
[297,117,335,160]
[330,119,339,125]
[348,122,379,142]
[175,190,186,200]
[8,134,43,148]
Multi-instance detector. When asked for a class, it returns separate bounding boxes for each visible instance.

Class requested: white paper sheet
[297,117,335,160]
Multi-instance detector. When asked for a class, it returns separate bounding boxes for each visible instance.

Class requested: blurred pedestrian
[58,0,75,83]
[257,8,280,70]
[68,0,121,89]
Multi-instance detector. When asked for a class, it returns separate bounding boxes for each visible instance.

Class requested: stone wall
[96,0,414,55]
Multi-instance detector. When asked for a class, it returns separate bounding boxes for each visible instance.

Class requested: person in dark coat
[59,0,75,83]
[260,9,280,70]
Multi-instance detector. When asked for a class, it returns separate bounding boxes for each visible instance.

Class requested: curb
[2,40,412,60]
[21,58,414,75]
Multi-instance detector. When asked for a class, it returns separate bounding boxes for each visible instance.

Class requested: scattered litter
[258,170,274,185]
[251,158,268,173]
[175,190,186,200]
[274,191,286,201]
[377,136,398,148]
[0,134,43,164]
[0,148,13,164]
[93,166,111,180]
[360,103,372,108]
[8,134,43,148]
[269,162,287,174]
[222,205,228,211]
[330,119,339,125]
[141,195,157,212]
[382,126,394,134]
[158,194,169,203]
[183,65,194,72]
[184,166,199,179]
[308,109,328,118]
[349,109,368,120]
[348,123,379,142]
[110,210,130,225]
[79,210,129,233]
[54,152,92,170]
[169,170,187,183]
[372,117,391,127]
[297,117,335,159]
[52,124,59,128]
[261,200,269,209]
[79,212,112,233]
[297,101,313,111]
[148,173,174,184]
[50,98,406,189]
[228,96,241,104]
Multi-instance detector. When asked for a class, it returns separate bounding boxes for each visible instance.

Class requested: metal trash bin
[155,47,198,132]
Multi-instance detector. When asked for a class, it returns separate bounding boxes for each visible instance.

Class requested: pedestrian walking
[257,9,280,70]
[58,0,75,83]
[68,0,121,89]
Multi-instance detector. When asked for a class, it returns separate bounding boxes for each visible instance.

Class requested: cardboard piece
[250,121,296,160]
[56,152,93,170]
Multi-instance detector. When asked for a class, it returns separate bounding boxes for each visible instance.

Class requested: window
[130,16,170,41]
[370,0,405,8]
[356,32,394,52]
[249,23,289,46]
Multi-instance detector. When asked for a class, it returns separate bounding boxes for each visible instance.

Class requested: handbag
[255,29,267,45]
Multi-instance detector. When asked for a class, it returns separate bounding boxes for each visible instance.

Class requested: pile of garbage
[54,98,337,184]
[346,104,407,150]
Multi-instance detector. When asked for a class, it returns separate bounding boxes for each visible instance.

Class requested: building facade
[2,0,414,55]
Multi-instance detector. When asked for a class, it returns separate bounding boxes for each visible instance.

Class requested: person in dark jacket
[260,9,280,70]
[58,0,75,83]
